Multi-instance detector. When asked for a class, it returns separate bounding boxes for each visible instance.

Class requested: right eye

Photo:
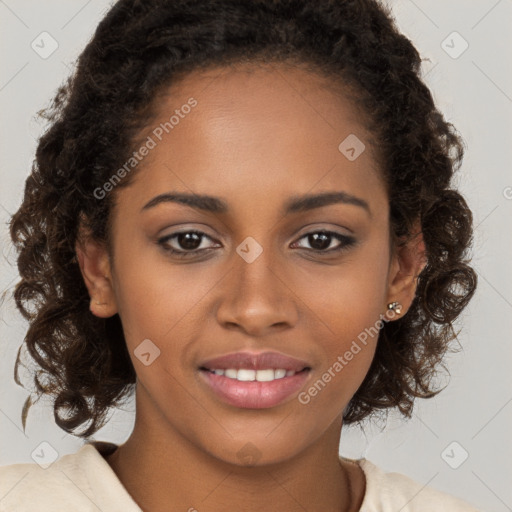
[157,230,221,258]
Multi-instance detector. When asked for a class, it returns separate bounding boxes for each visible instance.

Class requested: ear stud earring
[387,301,402,314]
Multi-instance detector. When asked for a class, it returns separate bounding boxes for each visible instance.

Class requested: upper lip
[199,351,311,372]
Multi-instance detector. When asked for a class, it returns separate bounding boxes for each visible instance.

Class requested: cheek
[111,242,216,345]
[295,282,383,426]
[293,236,390,338]
[292,241,390,407]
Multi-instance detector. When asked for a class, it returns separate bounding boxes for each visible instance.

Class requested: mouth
[199,366,310,382]
[197,351,312,409]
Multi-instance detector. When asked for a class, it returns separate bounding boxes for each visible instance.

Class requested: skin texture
[76,63,426,512]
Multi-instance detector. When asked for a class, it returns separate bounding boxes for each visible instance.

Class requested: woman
[1,0,480,510]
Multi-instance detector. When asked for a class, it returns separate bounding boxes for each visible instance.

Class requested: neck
[104,391,361,511]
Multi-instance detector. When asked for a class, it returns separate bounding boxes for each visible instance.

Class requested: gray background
[1,1,511,510]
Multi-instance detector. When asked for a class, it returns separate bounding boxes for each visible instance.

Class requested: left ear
[385,220,427,317]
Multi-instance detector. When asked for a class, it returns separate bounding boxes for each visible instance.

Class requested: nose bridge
[216,237,297,333]
[236,239,279,295]
[233,236,284,307]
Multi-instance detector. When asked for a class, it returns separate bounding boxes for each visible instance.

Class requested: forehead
[117,62,386,217]
[161,61,371,153]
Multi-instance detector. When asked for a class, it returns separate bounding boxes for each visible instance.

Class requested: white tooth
[274,369,287,379]
[255,369,275,382]
[220,368,294,381]
[237,369,256,381]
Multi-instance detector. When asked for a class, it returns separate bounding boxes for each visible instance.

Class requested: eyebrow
[141,191,371,217]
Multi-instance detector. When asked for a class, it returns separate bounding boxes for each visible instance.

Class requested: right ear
[75,218,118,318]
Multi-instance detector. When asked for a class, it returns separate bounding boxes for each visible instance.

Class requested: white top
[0,441,481,511]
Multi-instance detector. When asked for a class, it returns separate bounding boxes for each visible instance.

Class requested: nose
[215,246,299,336]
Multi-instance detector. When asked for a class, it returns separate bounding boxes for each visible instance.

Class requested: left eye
[291,231,356,252]
[157,230,355,257]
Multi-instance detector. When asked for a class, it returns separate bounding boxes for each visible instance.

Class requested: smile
[198,367,311,409]
[204,368,302,382]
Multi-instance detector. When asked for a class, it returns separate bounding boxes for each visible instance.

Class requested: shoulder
[0,444,94,511]
[355,458,482,512]
[0,441,140,512]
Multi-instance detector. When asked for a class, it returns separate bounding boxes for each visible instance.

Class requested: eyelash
[157,230,356,258]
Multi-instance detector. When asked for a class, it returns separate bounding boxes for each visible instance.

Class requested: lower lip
[198,369,311,409]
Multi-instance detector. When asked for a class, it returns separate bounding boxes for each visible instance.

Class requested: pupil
[179,232,201,250]
[309,233,330,250]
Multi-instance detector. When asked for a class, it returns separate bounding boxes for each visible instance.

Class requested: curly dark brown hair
[8,0,477,437]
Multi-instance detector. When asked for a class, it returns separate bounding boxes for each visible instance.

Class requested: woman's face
[83,63,413,466]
